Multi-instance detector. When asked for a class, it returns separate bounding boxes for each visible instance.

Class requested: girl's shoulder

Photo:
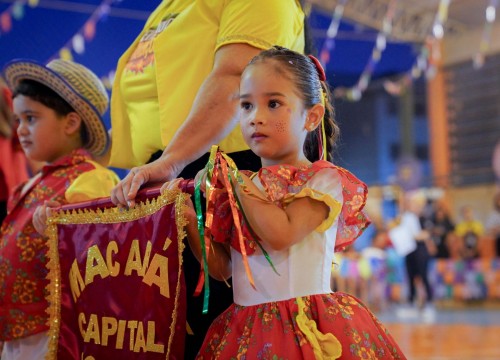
[257,160,365,188]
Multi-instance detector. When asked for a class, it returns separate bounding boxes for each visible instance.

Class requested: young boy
[0,59,119,359]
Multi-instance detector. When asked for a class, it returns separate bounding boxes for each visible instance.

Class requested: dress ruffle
[196,292,405,359]
[285,187,342,233]
[210,161,370,254]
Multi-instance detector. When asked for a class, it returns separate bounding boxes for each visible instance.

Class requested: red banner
[45,188,188,360]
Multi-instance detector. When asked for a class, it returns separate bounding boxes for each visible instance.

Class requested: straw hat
[3,59,109,156]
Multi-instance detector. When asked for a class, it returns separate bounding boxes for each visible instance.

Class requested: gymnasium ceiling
[0,0,493,90]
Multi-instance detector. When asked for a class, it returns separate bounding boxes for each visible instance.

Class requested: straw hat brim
[3,59,109,156]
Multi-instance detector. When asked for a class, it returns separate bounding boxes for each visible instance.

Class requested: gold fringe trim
[45,220,62,360]
[47,189,182,225]
[166,192,189,359]
[44,189,189,360]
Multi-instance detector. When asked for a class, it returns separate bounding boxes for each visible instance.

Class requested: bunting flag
[333,0,398,101]
[0,0,38,36]
[49,0,115,62]
[45,187,189,360]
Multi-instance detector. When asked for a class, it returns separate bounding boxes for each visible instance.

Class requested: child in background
[0,59,119,360]
[334,245,368,302]
[174,47,406,359]
[361,231,390,312]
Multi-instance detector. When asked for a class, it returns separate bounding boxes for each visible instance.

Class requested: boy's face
[14,95,71,163]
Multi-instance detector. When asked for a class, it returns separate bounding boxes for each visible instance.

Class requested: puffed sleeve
[284,166,370,251]
[284,168,343,233]
[64,166,120,203]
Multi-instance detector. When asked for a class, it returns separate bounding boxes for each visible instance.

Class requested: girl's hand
[160,177,184,194]
[33,200,61,235]
[194,168,208,194]
[160,178,197,221]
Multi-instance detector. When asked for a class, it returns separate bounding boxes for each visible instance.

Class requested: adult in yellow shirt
[106,0,307,357]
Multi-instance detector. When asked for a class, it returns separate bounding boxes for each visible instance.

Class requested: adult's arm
[111,43,262,207]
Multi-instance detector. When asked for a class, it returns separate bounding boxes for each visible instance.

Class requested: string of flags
[1,0,498,97]
[315,0,496,100]
[333,0,398,101]
[0,0,39,36]
[384,0,452,97]
[49,0,117,63]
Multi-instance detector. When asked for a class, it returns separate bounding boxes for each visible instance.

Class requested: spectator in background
[485,193,500,257]
[455,205,484,260]
[431,201,455,259]
[393,192,435,322]
[0,78,29,223]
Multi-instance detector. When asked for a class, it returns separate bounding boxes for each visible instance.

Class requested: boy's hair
[245,46,339,162]
[14,79,89,146]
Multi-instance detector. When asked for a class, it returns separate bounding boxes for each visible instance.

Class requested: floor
[378,305,500,360]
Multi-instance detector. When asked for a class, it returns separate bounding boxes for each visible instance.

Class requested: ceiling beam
[307,0,466,43]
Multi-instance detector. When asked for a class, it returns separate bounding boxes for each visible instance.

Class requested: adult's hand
[110,155,185,208]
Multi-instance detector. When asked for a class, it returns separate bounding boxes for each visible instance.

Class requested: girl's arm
[184,197,232,281]
[164,177,232,281]
[234,174,329,251]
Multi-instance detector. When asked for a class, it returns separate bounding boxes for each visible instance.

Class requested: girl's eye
[26,115,35,123]
[269,100,280,109]
[241,101,253,111]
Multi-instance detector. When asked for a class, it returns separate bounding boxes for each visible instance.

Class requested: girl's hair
[246,46,339,162]
[13,79,89,146]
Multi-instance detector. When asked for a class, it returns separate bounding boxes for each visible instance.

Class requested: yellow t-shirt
[110,0,305,168]
[455,221,484,237]
[65,160,120,203]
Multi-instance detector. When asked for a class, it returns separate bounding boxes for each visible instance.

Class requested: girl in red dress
[181,46,406,359]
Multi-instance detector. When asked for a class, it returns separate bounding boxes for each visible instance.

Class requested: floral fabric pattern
[0,149,112,341]
[211,161,370,255]
[197,293,405,359]
[198,160,405,359]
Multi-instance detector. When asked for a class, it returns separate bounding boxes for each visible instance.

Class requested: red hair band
[308,54,326,81]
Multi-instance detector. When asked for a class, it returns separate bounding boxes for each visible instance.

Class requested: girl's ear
[305,103,325,131]
[64,112,82,136]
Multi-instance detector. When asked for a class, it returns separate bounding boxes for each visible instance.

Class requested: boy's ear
[305,103,325,131]
[64,112,82,136]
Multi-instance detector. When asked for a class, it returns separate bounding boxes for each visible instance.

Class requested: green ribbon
[228,171,280,276]
[194,168,209,314]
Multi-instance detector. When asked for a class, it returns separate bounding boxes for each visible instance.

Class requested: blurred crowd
[330,191,500,317]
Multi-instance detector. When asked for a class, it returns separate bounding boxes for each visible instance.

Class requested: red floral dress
[196,161,406,359]
[0,149,119,341]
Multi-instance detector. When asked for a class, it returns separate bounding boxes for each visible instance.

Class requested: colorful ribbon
[193,146,281,313]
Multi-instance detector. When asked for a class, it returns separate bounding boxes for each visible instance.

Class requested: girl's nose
[250,109,265,126]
